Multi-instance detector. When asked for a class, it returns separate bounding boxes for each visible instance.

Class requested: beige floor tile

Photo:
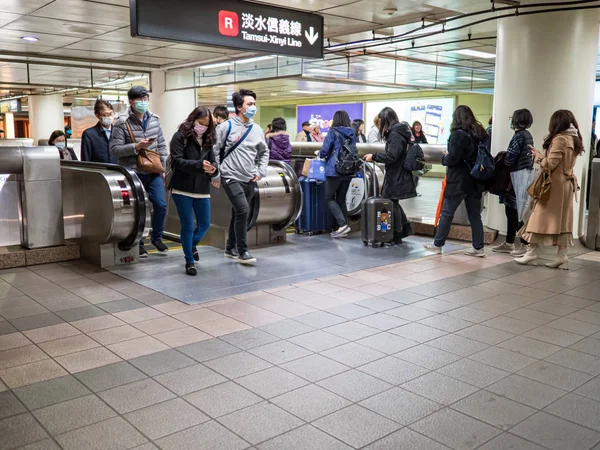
[107,336,169,359]
[256,298,319,317]
[234,309,285,327]
[39,334,100,357]
[88,325,146,345]
[403,271,452,284]
[0,345,48,369]
[56,347,122,373]
[354,284,397,296]
[23,323,80,344]
[172,308,227,327]
[0,379,7,392]
[82,290,131,305]
[153,301,204,315]
[133,317,187,335]
[0,359,67,388]
[345,271,391,282]
[328,289,374,302]
[195,318,251,337]
[379,278,421,290]
[298,295,352,310]
[207,300,262,317]
[0,332,32,352]
[300,282,347,295]
[153,327,212,347]
[113,307,165,324]
[71,315,126,333]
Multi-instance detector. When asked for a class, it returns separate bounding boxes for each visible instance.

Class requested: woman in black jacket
[364,107,415,244]
[169,106,219,275]
[424,105,487,256]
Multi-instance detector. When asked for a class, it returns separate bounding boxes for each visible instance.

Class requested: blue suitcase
[295,176,334,235]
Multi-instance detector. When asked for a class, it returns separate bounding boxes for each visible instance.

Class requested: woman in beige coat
[516,109,584,269]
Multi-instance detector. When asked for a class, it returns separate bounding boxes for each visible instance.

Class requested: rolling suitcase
[361,162,395,248]
[295,176,334,235]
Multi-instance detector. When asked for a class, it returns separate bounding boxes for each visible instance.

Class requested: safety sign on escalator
[131,0,324,59]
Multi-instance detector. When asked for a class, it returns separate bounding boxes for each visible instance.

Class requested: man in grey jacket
[110,86,168,258]
[214,89,269,264]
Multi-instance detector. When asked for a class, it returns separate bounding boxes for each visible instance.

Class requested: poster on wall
[365,98,455,144]
[297,103,363,134]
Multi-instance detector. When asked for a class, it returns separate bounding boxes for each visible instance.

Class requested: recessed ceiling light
[457,76,488,81]
[414,80,449,85]
[291,90,322,94]
[455,49,496,59]
[270,93,278,96]
[21,36,39,42]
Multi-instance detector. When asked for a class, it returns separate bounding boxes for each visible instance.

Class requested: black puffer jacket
[373,122,417,200]
[169,131,218,194]
[443,129,487,197]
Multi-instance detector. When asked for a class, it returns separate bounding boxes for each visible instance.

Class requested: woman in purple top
[266,117,292,164]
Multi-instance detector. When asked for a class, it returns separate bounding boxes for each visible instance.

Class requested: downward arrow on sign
[305,27,319,45]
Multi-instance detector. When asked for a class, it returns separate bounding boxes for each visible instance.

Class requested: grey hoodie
[213,116,270,183]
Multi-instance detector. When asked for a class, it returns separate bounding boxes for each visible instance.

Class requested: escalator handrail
[247,183,261,231]
[60,161,147,251]
[269,161,303,231]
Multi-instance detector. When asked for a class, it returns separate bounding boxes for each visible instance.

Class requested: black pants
[222,179,255,253]
[392,200,414,242]
[325,177,351,228]
[505,205,528,245]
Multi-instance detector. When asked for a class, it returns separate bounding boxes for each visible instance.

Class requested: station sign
[130,0,324,59]
[0,99,21,113]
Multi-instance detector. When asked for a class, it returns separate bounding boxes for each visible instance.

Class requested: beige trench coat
[525,132,579,235]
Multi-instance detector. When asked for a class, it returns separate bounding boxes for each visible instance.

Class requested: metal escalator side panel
[268,161,303,231]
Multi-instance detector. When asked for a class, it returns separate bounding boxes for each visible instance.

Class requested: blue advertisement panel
[297,103,363,134]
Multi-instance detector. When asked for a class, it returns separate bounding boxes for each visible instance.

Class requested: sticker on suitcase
[377,209,391,232]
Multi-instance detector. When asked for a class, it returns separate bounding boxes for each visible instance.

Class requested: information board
[131,0,324,59]
[297,103,364,134]
[0,99,21,113]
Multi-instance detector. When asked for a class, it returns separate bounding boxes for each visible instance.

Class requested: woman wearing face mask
[169,106,219,276]
[49,130,77,160]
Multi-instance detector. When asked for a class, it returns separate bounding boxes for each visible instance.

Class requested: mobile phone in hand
[147,137,156,143]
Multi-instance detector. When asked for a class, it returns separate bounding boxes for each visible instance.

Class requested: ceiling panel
[137,48,229,60]
[4,16,119,38]
[65,39,160,54]
[0,0,52,15]
[31,0,130,27]
[0,42,58,54]
[108,55,182,65]
[44,48,127,59]
[0,28,81,47]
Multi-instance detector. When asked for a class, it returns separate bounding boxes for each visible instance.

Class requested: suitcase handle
[363,161,380,199]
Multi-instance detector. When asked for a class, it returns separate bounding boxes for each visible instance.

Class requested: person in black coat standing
[424,105,488,257]
[81,100,118,164]
[364,107,415,244]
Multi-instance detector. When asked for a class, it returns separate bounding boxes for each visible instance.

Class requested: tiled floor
[1,240,600,449]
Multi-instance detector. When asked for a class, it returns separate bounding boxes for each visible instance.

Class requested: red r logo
[219,11,239,37]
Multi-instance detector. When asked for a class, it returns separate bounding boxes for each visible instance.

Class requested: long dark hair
[332,110,351,128]
[412,120,423,135]
[177,106,216,148]
[450,105,486,139]
[352,119,364,135]
[48,130,66,146]
[543,109,584,155]
[378,107,399,141]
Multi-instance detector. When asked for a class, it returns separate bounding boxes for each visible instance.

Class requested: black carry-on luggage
[361,162,395,248]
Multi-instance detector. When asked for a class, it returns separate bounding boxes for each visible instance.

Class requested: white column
[28,94,64,145]
[149,70,196,147]
[4,112,15,139]
[489,10,599,237]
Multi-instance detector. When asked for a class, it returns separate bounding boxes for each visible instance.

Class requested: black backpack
[402,142,426,172]
[462,131,495,182]
[332,129,360,175]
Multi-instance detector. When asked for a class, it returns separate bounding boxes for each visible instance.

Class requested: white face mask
[55,142,66,149]
[101,116,113,126]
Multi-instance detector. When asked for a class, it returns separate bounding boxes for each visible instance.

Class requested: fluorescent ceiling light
[455,49,496,59]
[94,75,145,87]
[457,76,488,81]
[21,36,39,42]
[306,68,348,76]
[198,61,233,69]
[414,79,449,85]
[236,56,274,64]
[291,90,322,94]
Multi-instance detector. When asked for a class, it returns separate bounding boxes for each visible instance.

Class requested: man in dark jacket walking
[110,86,168,258]
[81,99,118,164]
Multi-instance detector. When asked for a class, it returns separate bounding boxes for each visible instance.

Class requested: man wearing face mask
[214,89,269,264]
[81,99,119,163]
[110,86,168,258]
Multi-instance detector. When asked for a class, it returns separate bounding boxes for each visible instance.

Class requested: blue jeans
[434,192,484,249]
[171,194,211,264]
[137,173,167,242]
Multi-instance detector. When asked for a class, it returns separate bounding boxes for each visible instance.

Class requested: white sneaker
[492,242,514,254]
[423,244,442,254]
[465,247,485,257]
[510,246,527,257]
[333,224,351,238]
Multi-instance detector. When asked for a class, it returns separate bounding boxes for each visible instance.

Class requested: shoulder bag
[527,163,551,202]
[125,119,164,174]
[219,121,253,162]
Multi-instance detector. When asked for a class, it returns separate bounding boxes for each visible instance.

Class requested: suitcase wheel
[363,241,368,247]
[372,242,383,248]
